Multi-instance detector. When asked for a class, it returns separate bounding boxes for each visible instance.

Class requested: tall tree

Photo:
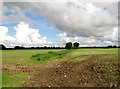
[65,42,72,49]
[0,44,6,50]
[73,42,79,49]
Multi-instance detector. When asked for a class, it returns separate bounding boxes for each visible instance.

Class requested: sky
[0,0,119,47]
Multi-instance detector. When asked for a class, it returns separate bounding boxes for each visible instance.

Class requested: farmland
[2,48,119,87]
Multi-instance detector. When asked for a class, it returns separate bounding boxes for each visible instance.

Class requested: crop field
[1,48,119,88]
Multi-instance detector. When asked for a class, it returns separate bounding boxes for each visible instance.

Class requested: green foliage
[0,44,6,50]
[73,42,79,49]
[2,73,28,87]
[2,49,61,66]
[65,42,72,49]
[68,55,88,63]
[2,48,119,87]
[31,50,70,62]
[65,42,79,49]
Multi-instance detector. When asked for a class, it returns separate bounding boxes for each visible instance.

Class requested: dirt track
[18,54,118,88]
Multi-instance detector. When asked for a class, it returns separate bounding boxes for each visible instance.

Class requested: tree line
[0,43,119,50]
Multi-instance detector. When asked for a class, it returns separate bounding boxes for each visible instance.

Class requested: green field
[2,48,119,87]
[2,49,62,66]
[2,49,65,87]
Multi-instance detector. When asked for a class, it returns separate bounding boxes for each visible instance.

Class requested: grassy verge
[2,50,71,87]
[2,73,29,87]
[2,48,119,87]
[31,50,71,63]
[67,48,118,63]
[68,55,88,63]
[2,49,62,66]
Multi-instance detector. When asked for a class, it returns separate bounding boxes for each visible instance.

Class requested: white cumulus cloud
[0,26,15,42]
[0,22,54,47]
[1,0,119,47]
[58,32,117,47]
[0,26,8,42]
[2,1,118,42]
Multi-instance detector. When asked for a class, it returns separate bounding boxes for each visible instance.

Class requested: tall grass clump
[31,50,70,62]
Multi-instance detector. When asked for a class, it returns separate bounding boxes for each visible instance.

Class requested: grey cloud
[28,2,118,39]
[0,2,2,22]
[2,2,31,23]
[58,32,117,47]
[2,0,119,46]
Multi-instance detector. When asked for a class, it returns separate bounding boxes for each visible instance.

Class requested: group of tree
[65,42,79,49]
[0,45,65,50]
[0,44,120,50]
[107,45,117,48]
[13,46,64,49]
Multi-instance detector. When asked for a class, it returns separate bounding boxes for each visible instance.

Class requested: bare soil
[3,54,119,88]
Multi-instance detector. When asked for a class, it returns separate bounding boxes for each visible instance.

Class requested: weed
[31,50,70,62]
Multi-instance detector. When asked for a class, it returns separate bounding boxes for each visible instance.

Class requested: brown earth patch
[22,54,119,88]
[3,64,37,75]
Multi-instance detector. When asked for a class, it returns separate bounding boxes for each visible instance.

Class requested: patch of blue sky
[3,8,20,33]
[2,22,17,36]
[25,11,60,41]
[1,11,60,42]
[5,10,12,17]
[4,8,18,17]
[37,21,60,41]
[25,11,45,22]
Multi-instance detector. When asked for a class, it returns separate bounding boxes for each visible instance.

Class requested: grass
[2,49,62,66]
[2,73,29,87]
[31,50,71,63]
[68,55,88,63]
[93,53,118,78]
[2,49,69,87]
[75,48,118,55]
[0,50,2,88]
[68,48,119,86]
[67,48,118,62]
[2,48,119,87]
[2,48,118,66]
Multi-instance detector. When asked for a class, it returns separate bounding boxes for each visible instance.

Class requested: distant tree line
[0,44,120,50]
[13,46,65,50]
[0,44,65,50]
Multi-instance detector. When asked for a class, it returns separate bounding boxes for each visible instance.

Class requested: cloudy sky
[0,0,119,47]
